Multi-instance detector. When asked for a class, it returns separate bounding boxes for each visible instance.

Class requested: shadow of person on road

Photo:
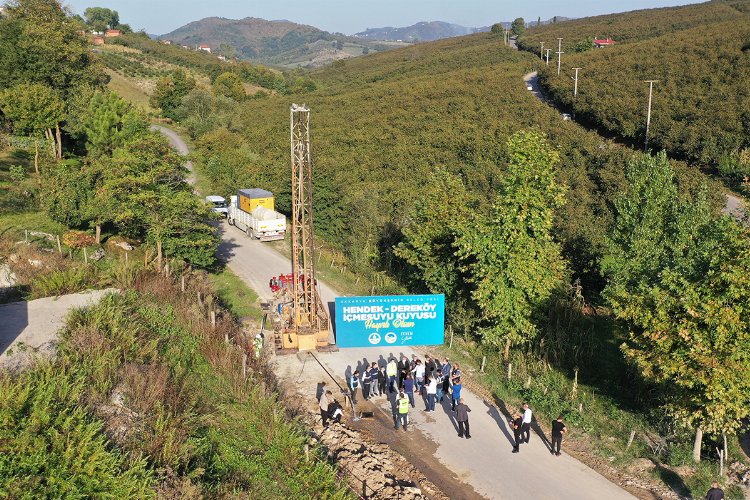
[440,394,459,433]
[387,389,399,427]
[378,354,386,369]
[532,419,554,453]
[482,399,516,446]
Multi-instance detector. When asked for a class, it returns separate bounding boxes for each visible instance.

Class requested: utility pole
[556,38,563,76]
[545,48,551,66]
[505,29,510,46]
[644,80,658,151]
[540,42,544,60]
[572,68,582,97]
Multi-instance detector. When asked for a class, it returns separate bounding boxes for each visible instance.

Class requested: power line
[644,80,658,151]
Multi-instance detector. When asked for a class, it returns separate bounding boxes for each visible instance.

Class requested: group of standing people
[343,353,573,455]
[347,354,471,436]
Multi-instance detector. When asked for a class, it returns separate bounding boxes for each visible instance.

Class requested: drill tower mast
[290,104,321,332]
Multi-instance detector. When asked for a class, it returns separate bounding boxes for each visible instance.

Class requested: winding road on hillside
[156,125,636,500]
[519,65,746,219]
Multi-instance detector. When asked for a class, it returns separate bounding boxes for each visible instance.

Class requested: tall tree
[212,72,245,102]
[0,0,105,99]
[458,131,567,357]
[511,18,526,36]
[150,69,196,120]
[605,152,750,461]
[0,83,66,162]
[83,6,119,32]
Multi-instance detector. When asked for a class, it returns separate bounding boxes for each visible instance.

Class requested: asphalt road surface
[154,124,635,500]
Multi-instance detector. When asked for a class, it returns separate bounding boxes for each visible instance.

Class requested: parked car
[205,195,228,217]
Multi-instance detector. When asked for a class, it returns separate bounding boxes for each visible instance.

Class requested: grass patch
[105,69,155,112]
[210,266,262,319]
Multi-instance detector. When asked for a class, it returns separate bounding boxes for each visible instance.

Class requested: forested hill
[190,32,718,297]
[517,0,750,174]
[353,21,488,42]
[160,16,399,68]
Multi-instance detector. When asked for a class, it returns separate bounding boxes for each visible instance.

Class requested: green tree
[0,82,66,163]
[573,37,595,53]
[175,88,234,139]
[68,89,148,157]
[490,23,503,34]
[0,0,105,99]
[605,152,750,461]
[149,69,196,120]
[212,72,245,102]
[396,169,473,303]
[83,6,119,32]
[458,131,567,357]
[42,161,91,227]
[511,18,526,36]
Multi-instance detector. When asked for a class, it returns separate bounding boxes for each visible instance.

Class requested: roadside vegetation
[1,269,350,498]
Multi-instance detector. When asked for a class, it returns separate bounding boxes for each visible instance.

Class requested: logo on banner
[368,332,381,345]
[385,332,397,344]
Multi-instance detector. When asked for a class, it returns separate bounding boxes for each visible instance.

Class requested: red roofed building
[594,38,616,48]
[105,29,123,37]
[198,44,211,53]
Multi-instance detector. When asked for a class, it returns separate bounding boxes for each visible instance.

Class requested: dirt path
[0,289,115,371]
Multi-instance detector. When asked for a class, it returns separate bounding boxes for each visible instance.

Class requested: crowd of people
[334,353,572,454]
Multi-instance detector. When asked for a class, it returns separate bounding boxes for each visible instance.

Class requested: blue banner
[334,295,445,348]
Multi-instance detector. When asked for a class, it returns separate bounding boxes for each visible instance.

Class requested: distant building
[217,55,227,62]
[198,44,211,53]
[594,38,616,48]
[181,45,190,49]
[105,29,123,37]
[92,36,105,45]
[160,40,172,45]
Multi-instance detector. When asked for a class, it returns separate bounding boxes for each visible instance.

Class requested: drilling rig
[271,104,331,352]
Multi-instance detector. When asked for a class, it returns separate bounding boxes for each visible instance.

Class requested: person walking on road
[386,358,398,393]
[395,391,410,431]
[455,398,472,438]
[706,481,725,500]
[319,390,331,427]
[511,412,523,453]
[521,403,532,443]
[425,375,437,411]
[349,370,361,405]
[368,362,380,397]
[551,415,567,456]
[404,373,416,408]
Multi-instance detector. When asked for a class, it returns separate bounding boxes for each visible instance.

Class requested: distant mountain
[353,21,489,42]
[159,17,399,68]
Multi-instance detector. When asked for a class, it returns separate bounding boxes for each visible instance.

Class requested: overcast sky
[63,0,703,35]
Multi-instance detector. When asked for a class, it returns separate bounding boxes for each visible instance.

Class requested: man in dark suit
[510,412,523,453]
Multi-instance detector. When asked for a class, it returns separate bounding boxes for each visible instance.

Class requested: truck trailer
[227,189,286,241]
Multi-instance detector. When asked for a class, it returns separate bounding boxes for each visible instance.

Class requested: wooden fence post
[448,325,454,349]
[480,356,486,373]
[56,235,62,254]
[25,229,28,242]
[125,251,128,264]
[83,247,88,264]
[507,363,512,381]
[210,310,216,328]
[181,275,186,293]
[242,352,247,380]
[571,368,579,399]
[626,430,636,450]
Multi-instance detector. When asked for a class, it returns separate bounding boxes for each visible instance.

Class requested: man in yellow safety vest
[395,391,409,431]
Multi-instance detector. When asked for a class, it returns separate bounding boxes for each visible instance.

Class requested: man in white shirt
[521,403,532,443]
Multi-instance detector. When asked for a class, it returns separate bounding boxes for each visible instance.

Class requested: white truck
[205,195,228,217]
[227,194,286,241]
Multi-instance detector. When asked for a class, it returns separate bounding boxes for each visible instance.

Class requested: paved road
[155,125,634,500]
[0,289,114,370]
[150,124,196,186]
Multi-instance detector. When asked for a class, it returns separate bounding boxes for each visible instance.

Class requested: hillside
[517,1,750,170]
[160,16,401,68]
[353,21,488,42]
